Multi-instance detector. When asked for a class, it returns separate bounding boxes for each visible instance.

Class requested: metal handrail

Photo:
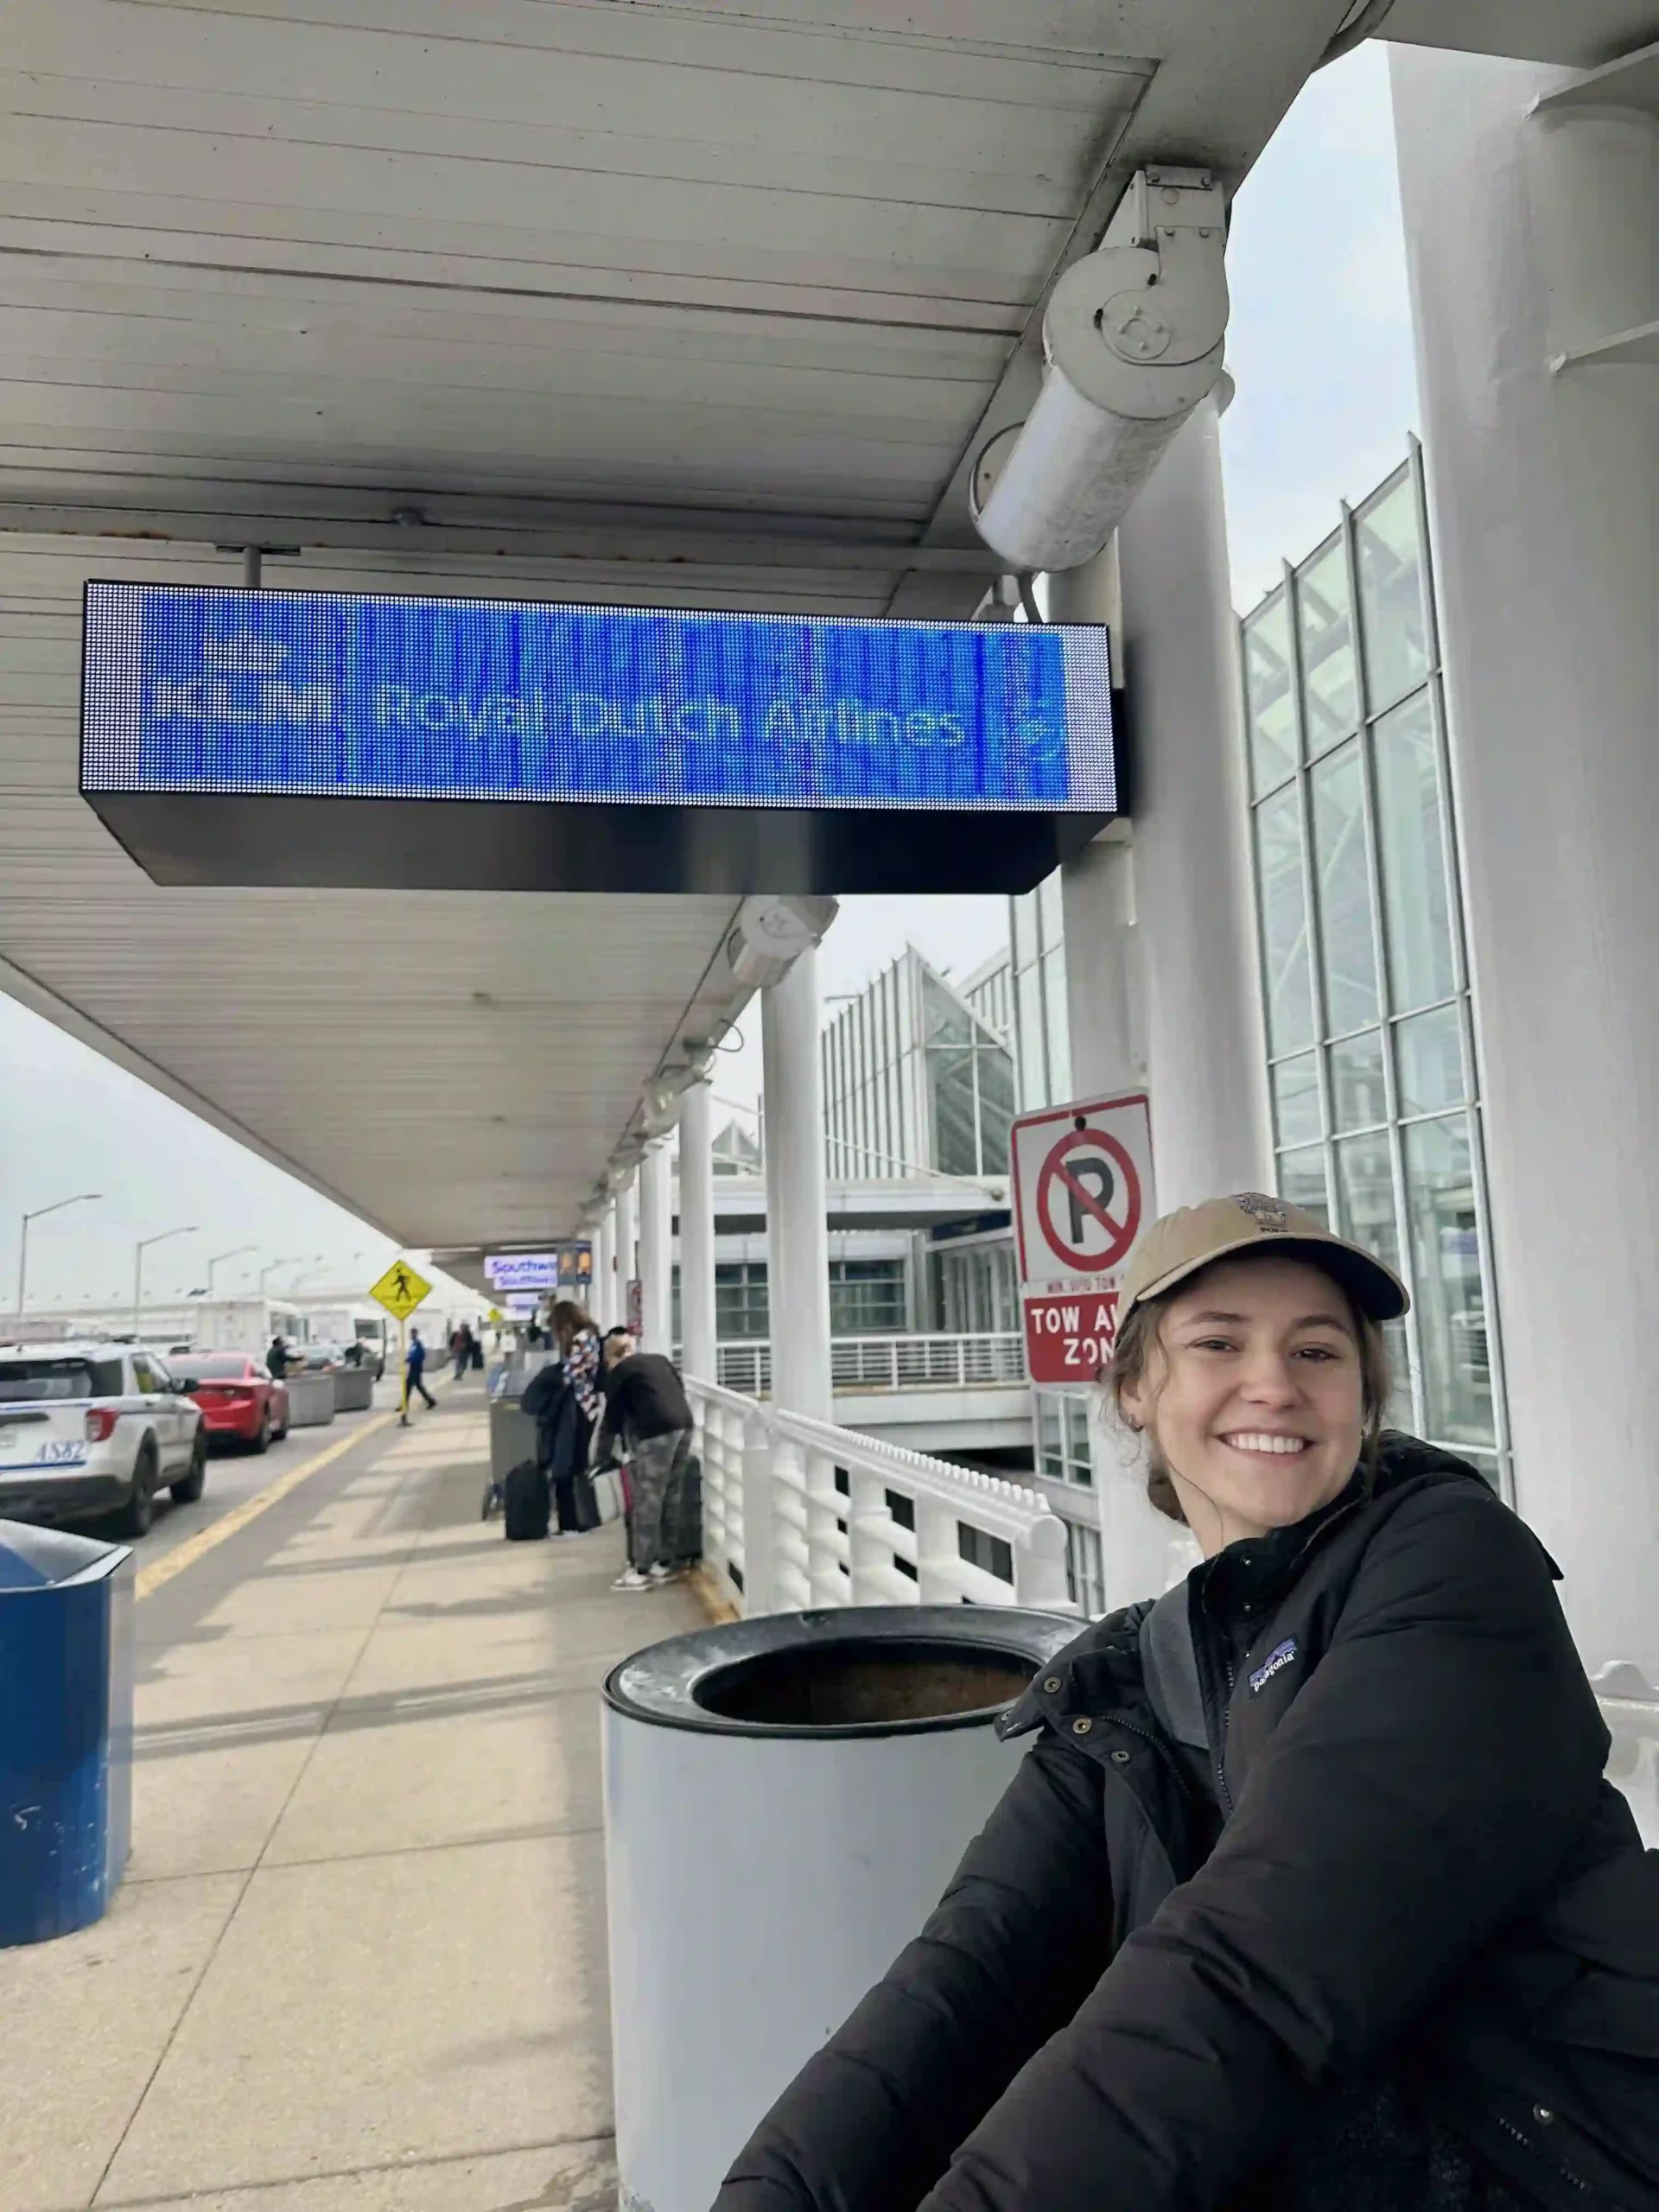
[685,1374,1070,1620]
[710,1332,1027,1397]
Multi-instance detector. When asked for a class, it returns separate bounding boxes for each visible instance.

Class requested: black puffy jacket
[715,1441,1659,2212]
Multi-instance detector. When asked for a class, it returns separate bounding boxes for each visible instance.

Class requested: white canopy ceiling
[0,0,1643,1249]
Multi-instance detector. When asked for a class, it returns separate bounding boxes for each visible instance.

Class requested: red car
[175,1352,290,1453]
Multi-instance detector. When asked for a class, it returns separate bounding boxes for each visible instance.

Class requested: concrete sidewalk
[1,1389,707,2212]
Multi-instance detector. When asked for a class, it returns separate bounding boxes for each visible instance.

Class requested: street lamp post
[207,1245,257,1296]
[16,1192,102,1321]
[133,1226,198,1338]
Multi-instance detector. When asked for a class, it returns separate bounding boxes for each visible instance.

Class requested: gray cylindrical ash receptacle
[602,1604,1077,2212]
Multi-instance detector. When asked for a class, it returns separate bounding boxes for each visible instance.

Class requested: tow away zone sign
[1011,1091,1154,1386]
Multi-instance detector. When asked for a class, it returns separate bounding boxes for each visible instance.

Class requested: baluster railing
[687,1376,1071,1621]
[1592,1661,1659,1847]
[714,1332,1024,1397]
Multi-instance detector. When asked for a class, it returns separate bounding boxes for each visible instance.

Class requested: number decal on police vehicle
[36,1439,86,1464]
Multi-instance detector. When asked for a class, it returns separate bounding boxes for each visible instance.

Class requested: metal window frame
[1238,443,1513,1497]
[1308,733,1385,1040]
[1280,556,1335,1209]
[1292,523,1363,766]
[1243,581,1300,803]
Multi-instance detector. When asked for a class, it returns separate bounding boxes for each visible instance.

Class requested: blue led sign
[81,582,1116,815]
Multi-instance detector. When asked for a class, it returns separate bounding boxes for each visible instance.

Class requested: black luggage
[569,1466,603,1533]
[502,1459,550,1541]
[666,1450,703,1567]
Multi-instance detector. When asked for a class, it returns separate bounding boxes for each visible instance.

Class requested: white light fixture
[639,1077,684,1137]
[725,895,838,989]
[970,168,1229,574]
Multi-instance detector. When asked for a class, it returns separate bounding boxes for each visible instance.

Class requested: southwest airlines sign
[79,582,1118,894]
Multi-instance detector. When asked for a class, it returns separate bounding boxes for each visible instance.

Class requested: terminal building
[3,10,1657,2206]
[646,439,1503,1626]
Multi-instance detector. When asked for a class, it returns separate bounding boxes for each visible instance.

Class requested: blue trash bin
[0,1520,135,1946]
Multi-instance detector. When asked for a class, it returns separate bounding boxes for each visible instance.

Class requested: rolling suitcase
[666,1449,703,1567]
[502,1459,550,1541]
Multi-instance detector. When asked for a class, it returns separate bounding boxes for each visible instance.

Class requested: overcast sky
[0,46,1417,1313]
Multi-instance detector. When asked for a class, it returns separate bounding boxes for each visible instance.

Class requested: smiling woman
[1108,1195,1399,1552]
[713,1194,1658,2212]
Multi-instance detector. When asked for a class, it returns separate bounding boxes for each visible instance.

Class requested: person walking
[450,1323,473,1383]
[714,1193,1659,2212]
[404,1325,435,1413]
[594,1327,694,1592]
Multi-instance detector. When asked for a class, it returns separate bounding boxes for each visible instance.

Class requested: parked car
[298,1342,346,1374]
[0,1341,207,1539]
[172,1351,290,1454]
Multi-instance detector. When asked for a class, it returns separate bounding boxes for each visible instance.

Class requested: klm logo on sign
[84,581,1118,817]
[150,634,334,728]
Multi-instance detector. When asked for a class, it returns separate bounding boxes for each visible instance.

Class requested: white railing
[687,1376,1071,1620]
[711,1332,1027,1397]
[1593,1661,1659,1848]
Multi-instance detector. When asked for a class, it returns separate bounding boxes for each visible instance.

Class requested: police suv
[0,1342,207,1539]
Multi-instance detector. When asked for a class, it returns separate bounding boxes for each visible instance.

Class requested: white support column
[639,1140,673,1356]
[761,947,833,1423]
[594,1208,617,1330]
[616,1177,639,1335]
[1110,394,1272,1211]
[1050,421,1269,1612]
[1393,48,1659,1678]
[1054,549,1145,1103]
[1060,833,1141,1098]
[761,986,793,1374]
[679,1078,717,1384]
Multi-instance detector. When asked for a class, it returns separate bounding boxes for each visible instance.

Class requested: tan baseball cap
[1119,1192,1409,1321]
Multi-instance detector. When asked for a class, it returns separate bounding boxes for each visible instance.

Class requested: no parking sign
[1011,1091,1154,1385]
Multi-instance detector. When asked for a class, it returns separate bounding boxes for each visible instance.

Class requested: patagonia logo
[1249,1638,1299,1694]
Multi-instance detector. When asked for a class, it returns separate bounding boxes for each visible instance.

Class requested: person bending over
[596,1326,694,1593]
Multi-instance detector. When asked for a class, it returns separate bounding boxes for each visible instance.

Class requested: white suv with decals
[0,1342,207,1540]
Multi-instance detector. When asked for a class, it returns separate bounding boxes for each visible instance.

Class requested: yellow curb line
[689,1565,740,1625]
[134,1410,401,1602]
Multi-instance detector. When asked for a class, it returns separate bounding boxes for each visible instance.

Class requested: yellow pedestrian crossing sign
[370,1258,433,1321]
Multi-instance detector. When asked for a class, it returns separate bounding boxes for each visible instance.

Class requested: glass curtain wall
[921,969,1016,1177]
[673,1259,906,1341]
[828,1258,906,1335]
[934,1241,1020,1333]
[821,950,1015,1180]
[963,950,1014,1039]
[1038,1393,1093,1487]
[1240,444,1510,1493]
[822,954,917,1179]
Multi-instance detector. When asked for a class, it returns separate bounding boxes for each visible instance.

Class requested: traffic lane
[126,1385,400,1571]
